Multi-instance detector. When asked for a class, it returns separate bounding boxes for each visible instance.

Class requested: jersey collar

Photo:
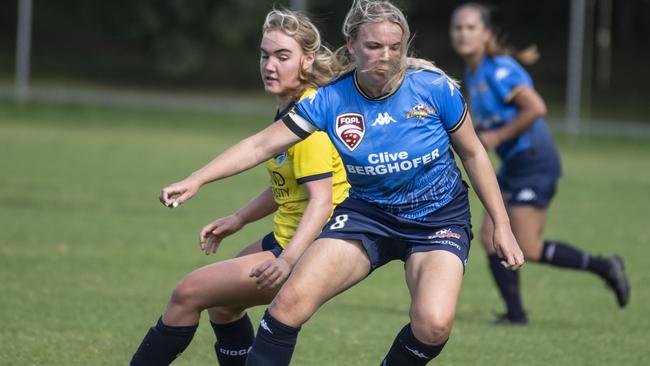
[353,70,404,101]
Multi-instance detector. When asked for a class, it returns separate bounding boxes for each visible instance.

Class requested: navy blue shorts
[318,195,472,272]
[261,232,283,257]
[498,148,562,208]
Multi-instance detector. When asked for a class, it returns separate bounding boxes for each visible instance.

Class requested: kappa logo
[447,80,455,95]
[428,228,461,240]
[516,188,537,202]
[405,345,430,359]
[260,319,273,334]
[495,67,510,81]
[406,103,435,120]
[371,112,397,126]
[335,113,365,151]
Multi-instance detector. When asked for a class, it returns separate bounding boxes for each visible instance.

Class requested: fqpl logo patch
[335,113,365,151]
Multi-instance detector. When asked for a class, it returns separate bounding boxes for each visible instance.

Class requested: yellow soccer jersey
[266,93,349,247]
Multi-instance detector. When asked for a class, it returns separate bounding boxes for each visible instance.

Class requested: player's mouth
[264,75,279,84]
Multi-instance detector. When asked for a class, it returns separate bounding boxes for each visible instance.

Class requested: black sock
[381,324,447,365]
[244,310,300,366]
[130,316,198,366]
[541,240,608,275]
[210,313,254,366]
[488,254,525,318]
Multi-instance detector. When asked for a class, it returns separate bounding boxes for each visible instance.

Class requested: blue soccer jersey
[282,69,468,221]
[464,55,556,162]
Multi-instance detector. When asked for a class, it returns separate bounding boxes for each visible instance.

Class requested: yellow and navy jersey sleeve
[268,88,349,248]
[292,132,334,184]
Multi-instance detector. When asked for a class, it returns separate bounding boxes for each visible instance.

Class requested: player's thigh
[177,245,278,310]
[235,240,264,257]
[270,238,371,325]
[508,205,547,261]
[207,240,266,323]
[405,250,464,343]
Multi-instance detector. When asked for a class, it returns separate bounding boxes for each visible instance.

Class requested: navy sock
[488,254,525,317]
[130,316,198,366]
[210,313,254,366]
[244,310,300,366]
[381,324,447,365]
[541,240,608,275]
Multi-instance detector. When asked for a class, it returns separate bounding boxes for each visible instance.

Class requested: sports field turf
[1,100,648,365]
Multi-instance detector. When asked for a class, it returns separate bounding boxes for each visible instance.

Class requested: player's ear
[346,36,355,55]
[302,52,315,71]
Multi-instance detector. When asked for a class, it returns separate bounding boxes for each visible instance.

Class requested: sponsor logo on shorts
[428,228,461,240]
[516,188,537,202]
[430,239,462,251]
[335,113,365,151]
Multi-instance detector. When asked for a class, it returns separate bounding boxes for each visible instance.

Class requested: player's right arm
[160,120,309,207]
[199,187,278,255]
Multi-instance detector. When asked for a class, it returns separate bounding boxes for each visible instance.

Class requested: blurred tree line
[0,0,648,94]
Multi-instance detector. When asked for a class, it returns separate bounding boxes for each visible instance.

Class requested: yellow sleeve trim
[504,85,526,103]
[447,104,468,133]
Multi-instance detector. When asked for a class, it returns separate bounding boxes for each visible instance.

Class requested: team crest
[335,113,365,151]
[406,103,435,120]
[273,152,287,166]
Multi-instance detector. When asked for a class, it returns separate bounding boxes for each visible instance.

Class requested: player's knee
[169,278,201,310]
[518,239,543,261]
[208,306,245,324]
[479,227,493,249]
[410,311,453,345]
[269,287,315,327]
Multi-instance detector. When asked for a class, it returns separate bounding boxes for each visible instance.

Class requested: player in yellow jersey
[130,9,348,366]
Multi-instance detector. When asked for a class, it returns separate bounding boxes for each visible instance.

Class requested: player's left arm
[250,177,333,289]
[450,115,524,271]
[485,86,547,147]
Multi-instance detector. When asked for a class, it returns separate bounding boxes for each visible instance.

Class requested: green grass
[1,101,648,365]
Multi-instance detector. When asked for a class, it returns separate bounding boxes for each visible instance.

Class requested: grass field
[1,100,648,365]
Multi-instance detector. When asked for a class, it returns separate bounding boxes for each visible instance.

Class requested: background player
[130,9,349,365]
[159,1,523,364]
[450,3,630,325]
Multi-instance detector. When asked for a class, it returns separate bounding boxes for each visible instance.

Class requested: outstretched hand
[159,177,202,208]
[492,225,525,271]
[199,214,245,255]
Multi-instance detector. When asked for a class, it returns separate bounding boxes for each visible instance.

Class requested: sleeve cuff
[447,104,468,134]
[296,172,333,184]
[504,85,526,103]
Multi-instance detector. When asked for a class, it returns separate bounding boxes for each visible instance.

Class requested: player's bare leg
[245,238,371,365]
[381,250,463,365]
